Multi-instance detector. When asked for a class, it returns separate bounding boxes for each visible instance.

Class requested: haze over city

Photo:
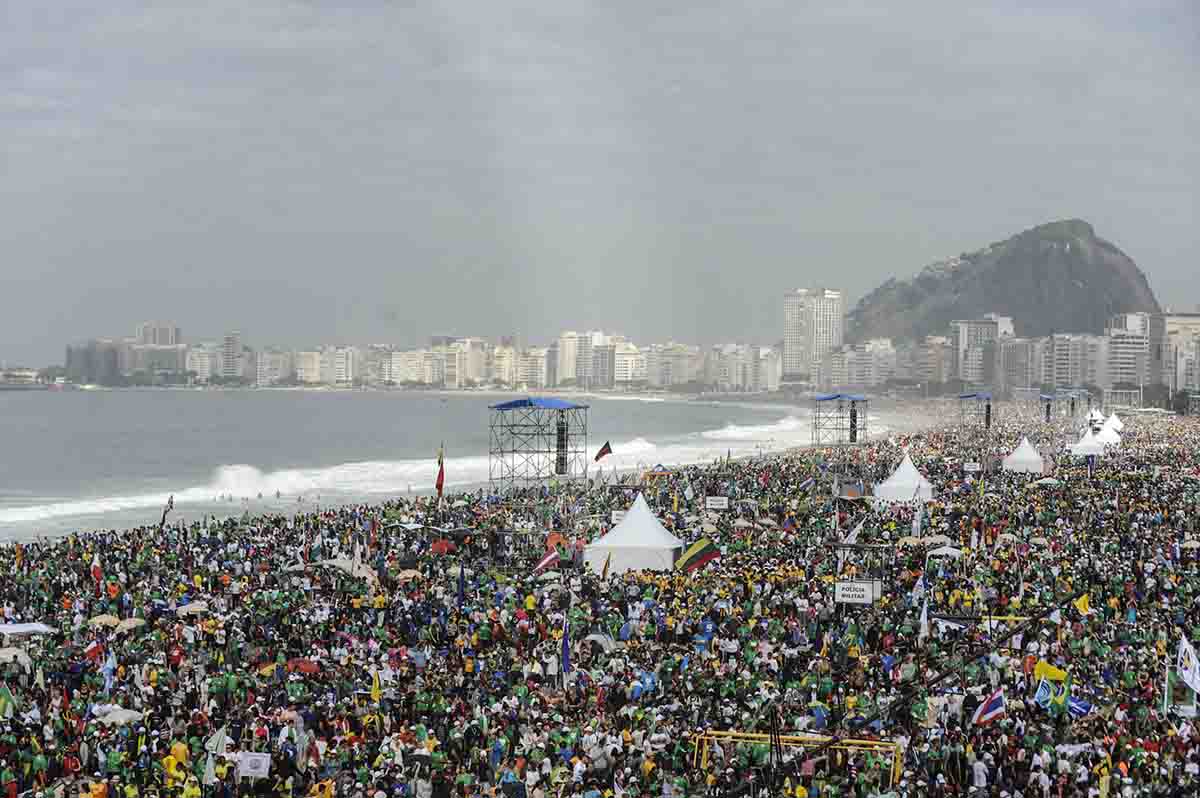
[4,1,1198,365]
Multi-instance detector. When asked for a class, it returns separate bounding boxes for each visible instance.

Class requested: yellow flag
[370,668,381,704]
[1073,594,1090,615]
[601,552,612,581]
[1034,659,1068,682]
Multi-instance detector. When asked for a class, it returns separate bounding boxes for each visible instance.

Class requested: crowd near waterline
[3,408,1200,798]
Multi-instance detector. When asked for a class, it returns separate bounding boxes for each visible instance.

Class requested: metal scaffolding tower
[488,397,588,495]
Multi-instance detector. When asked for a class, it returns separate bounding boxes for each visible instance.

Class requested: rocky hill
[845,220,1160,343]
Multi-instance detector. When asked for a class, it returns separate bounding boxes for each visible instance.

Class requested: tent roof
[814,393,867,402]
[874,453,935,502]
[1002,437,1045,473]
[489,397,587,411]
[1071,430,1105,456]
[589,495,683,549]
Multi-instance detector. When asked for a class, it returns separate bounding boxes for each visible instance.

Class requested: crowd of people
[2,403,1200,798]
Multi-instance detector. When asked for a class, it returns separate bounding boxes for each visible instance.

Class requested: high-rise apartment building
[492,345,518,386]
[1105,313,1149,389]
[948,315,1013,386]
[556,332,581,386]
[1149,313,1200,394]
[185,345,215,384]
[517,347,550,389]
[613,342,645,386]
[221,332,242,379]
[136,322,181,346]
[256,348,294,386]
[295,351,323,384]
[783,288,844,381]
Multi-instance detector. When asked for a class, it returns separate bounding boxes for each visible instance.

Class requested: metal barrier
[690,729,903,786]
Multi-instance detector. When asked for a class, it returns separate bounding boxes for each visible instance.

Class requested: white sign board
[238,752,271,780]
[963,462,982,473]
[834,581,876,605]
[705,496,730,510]
[610,510,626,524]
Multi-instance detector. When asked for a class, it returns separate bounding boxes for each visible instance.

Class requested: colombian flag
[435,444,445,499]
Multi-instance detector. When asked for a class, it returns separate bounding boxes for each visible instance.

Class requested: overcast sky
[3,1,1197,364]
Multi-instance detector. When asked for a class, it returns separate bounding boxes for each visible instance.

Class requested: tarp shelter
[583,494,684,576]
[874,453,935,503]
[1002,437,1045,474]
[1070,431,1105,457]
[0,623,55,636]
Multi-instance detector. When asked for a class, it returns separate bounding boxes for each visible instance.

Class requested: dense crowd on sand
[3,407,1200,798]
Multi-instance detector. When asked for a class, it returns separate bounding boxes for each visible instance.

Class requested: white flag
[919,599,930,643]
[912,506,921,537]
[1178,637,1200,694]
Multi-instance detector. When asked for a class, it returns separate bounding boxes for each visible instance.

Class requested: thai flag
[971,688,1006,726]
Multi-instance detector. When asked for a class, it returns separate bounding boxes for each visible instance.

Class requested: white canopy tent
[1087,409,1106,425]
[1002,437,1045,474]
[1070,430,1105,457]
[874,453,935,503]
[1107,413,1125,432]
[1095,425,1122,447]
[583,494,684,576]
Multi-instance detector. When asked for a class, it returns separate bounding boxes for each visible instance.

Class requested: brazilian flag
[675,538,720,573]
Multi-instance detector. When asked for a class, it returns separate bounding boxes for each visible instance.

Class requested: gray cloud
[2,0,1197,362]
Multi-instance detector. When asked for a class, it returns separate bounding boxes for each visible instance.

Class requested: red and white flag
[531,549,558,575]
[91,553,102,583]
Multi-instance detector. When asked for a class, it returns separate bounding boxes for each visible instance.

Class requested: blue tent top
[489,397,588,411]
[814,393,867,402]
[1039,394,1056,401]
[958,392,992,400]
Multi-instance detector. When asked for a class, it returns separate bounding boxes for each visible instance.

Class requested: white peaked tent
[1071,430,1105,457]
[583,494,684,576]
[1002,437,1045,474]
[1087,409,1106,425]
[1107,413,1125,432]
[874,453,935,503]
[1095,425,1122,447]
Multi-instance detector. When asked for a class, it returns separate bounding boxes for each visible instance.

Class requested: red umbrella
[430,539,456,555]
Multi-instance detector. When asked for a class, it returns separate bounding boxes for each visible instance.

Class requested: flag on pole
[457,562,466,608]
[918,598,930,643]
[971,688,1006,725]
[435,444,445,499]
[912,506,922,537]
[560,614,572,676]
[1177,636,1200,694]
[601,552,612,581]
[594,441,613,462]
[91,553,102,584]
[0,683,17,719]
[370,668,382,705]
[1073,594,1091,615]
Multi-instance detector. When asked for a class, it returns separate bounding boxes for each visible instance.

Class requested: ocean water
[0,389,883,539]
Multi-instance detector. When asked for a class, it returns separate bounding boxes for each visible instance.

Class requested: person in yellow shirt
[170,739,189,766]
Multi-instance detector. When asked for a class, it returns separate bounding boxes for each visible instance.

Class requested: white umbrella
[176,601,209,617]
[583,633,621,654]
[1181,541,1200,550]
[89,614,121,628]
[927,545,964,560]
[96,708,143,727]
[115,618,146,634]
[451,500,468,508]
[701,522,718,534]
[733,519,753,529]
[922,534,953,547]
[1033,478,1061,487]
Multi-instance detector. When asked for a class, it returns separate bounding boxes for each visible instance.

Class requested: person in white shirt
[973,758,989,789]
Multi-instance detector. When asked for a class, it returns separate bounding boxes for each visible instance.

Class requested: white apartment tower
[783,288,843,381]
[221,331,242,379]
